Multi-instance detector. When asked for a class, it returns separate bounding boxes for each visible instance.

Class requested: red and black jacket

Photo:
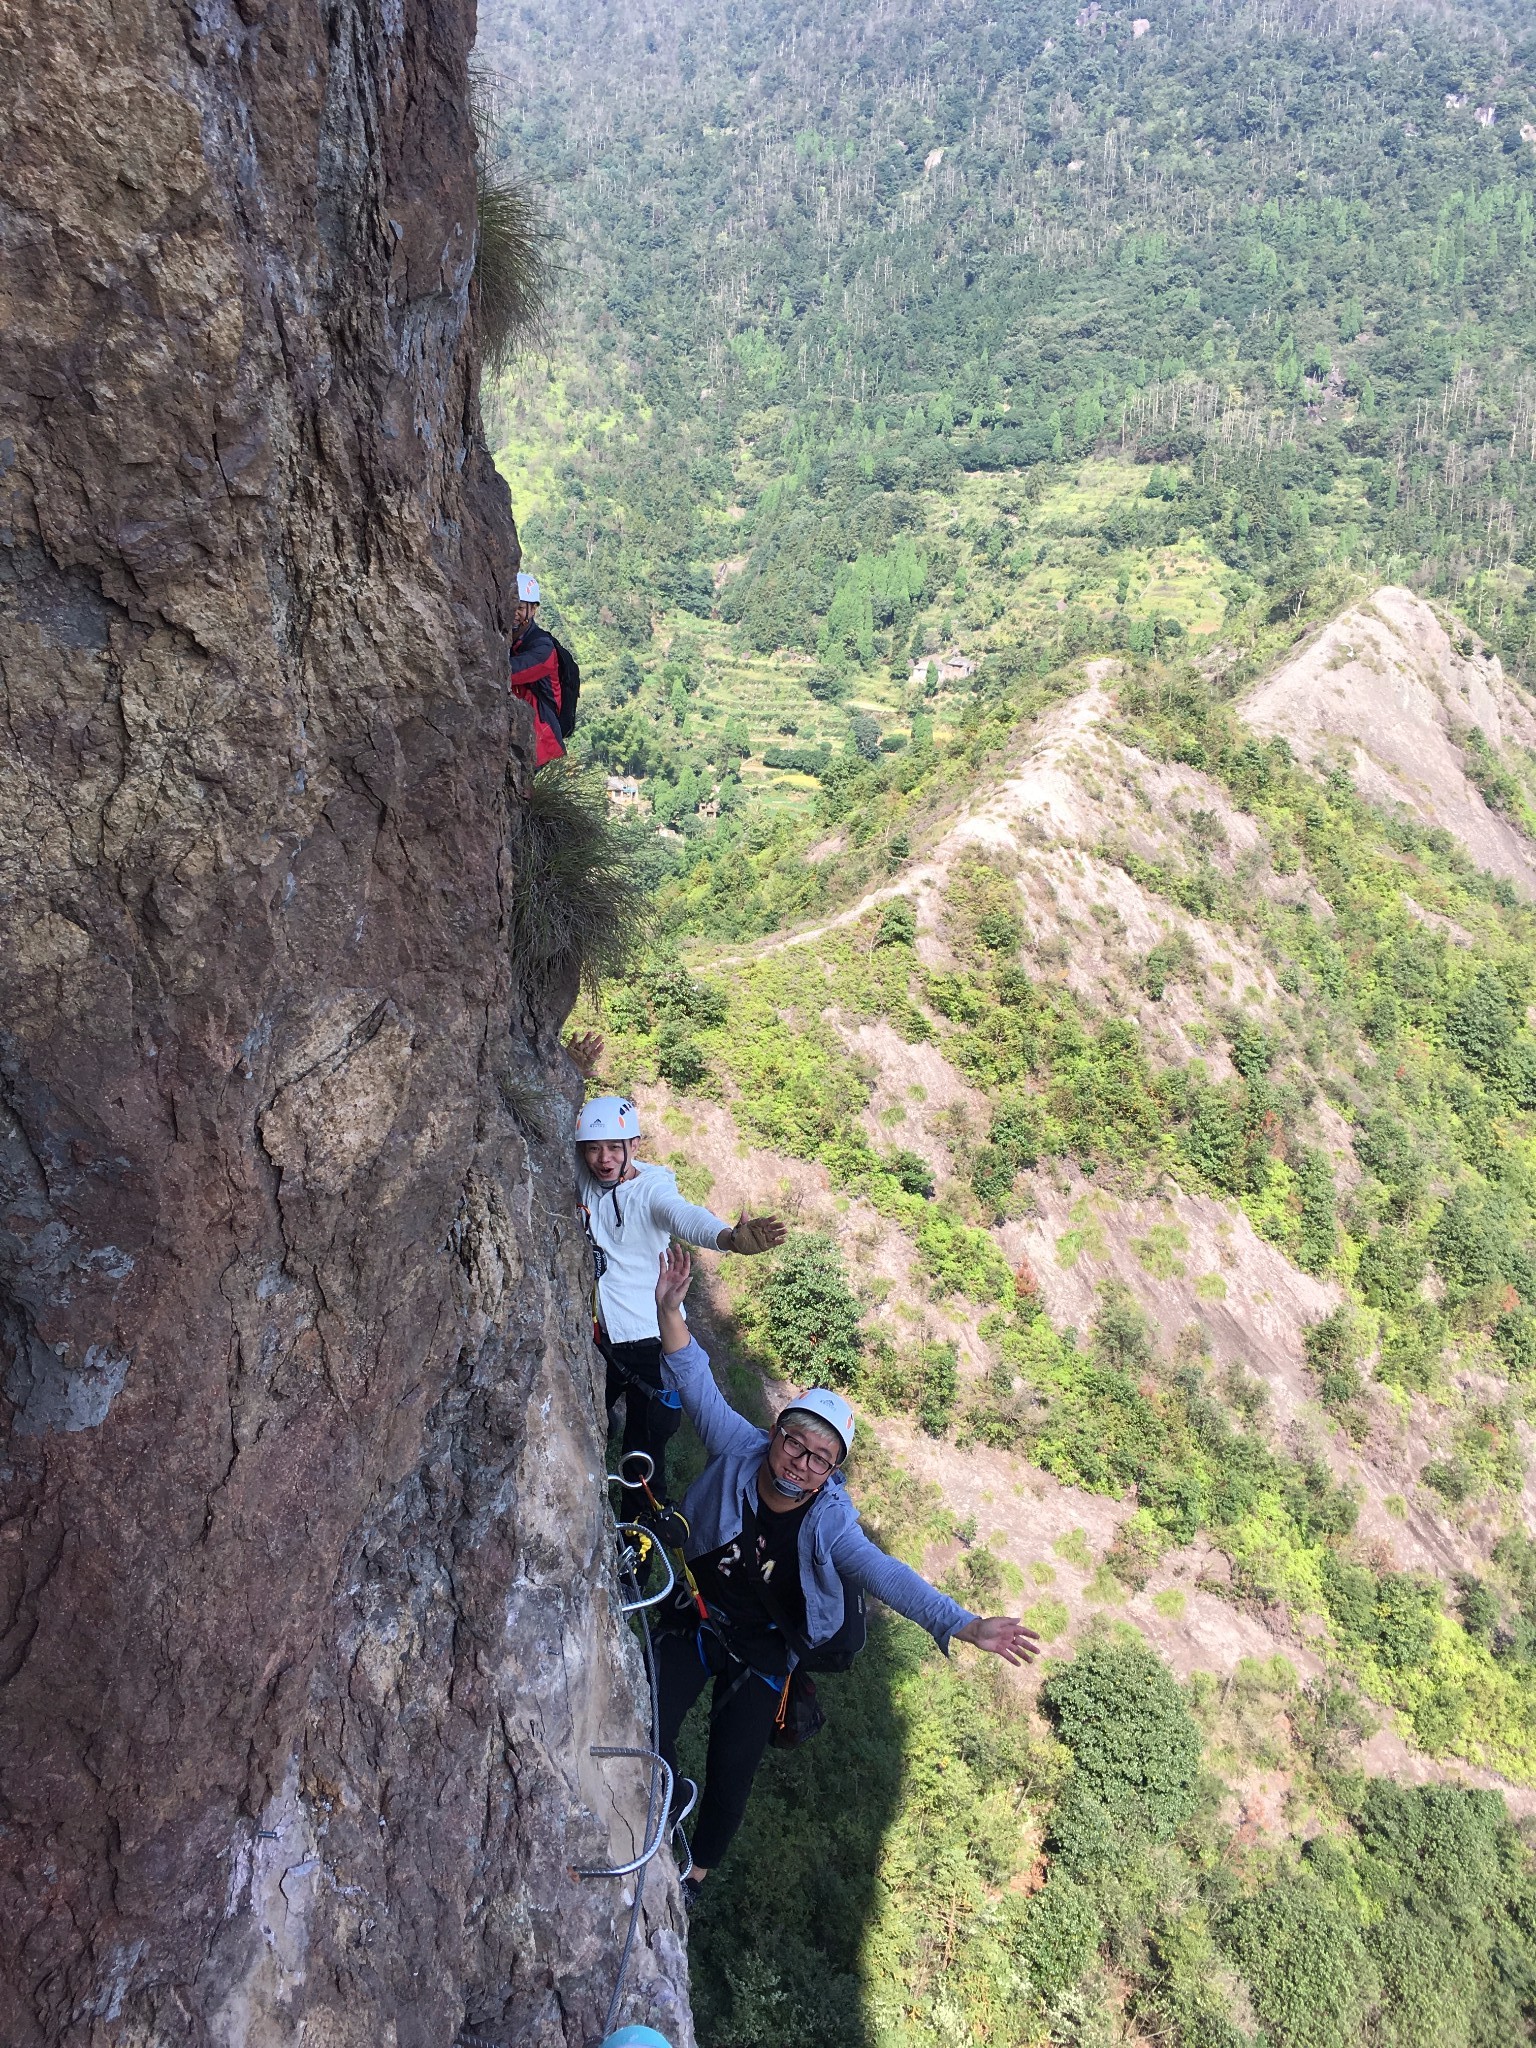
[509,622,564,766]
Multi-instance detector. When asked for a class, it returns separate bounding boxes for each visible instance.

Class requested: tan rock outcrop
[0,5,689,2044]
[1243,585,1536,897]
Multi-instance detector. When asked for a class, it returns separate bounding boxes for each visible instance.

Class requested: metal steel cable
[600,1552,663,2038]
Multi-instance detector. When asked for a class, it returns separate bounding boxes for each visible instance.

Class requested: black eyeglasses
[775,1424,837,1477]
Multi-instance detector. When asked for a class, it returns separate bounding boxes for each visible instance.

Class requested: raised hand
[654,1242,694,1354]
[956,1616,1043,1667]
[724,1211,787,1256]
[565,1031,604,1080]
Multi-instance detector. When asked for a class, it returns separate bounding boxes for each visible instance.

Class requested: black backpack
[761,1566,867,1674]
[798,1579,867,1672]
[550,636,581,737]
[767,1579,866,1751]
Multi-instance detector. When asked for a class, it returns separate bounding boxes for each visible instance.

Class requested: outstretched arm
[830,1520,1042,1664]
[654,1244,763,1460]
[645,1182,785,1257]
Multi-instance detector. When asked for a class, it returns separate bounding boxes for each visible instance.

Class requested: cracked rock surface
[0,3,692,2042]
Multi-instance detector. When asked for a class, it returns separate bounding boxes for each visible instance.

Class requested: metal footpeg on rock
[572,1747,675,1878]
[606,1449,655,1490]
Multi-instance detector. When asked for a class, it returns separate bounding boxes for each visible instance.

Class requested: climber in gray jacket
[651,1242,1039,1897]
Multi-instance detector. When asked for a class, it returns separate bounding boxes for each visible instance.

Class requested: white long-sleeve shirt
[577,1159,730,1344]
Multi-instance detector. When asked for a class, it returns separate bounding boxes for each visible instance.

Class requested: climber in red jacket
[508,571,567,767]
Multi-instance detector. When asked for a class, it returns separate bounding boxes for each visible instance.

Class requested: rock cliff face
[0,6,690,2044]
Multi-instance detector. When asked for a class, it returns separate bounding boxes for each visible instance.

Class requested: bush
[916,1212,1015,1304]
[647,963,729,1027]
[1492,1304,1536,1377]
[1454,1572,1498,1642]
[1090,1283,1156,1376]
[1294,1148,1338,1274]
[1320,1556,1440,1671]
[1040,1634,1202,1873]
[875,897,917,947]
[506,764,649,1003]
[917,1341,959,1435]
[1303,1307,1362,1408]
[757,1232,863,1385]
[883,1147,935,1198]
[655,1022,707,1089]
[1221,1874,1380,2048]
[1016,1874,1099,2002]
[1229,1020,1275,1080]
[971,1097,1041,1212]
[1422,1457,1473,1504]
[1446,966,1516,1077]
[977,908,1022,952]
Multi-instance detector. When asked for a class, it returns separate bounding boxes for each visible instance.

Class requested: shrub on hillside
[875,897,916,947]
[917,1341,959,1436]
[883,1147,935,1198]
[654,1022,707,1089]
[1302,1307,1362,1409]
[1015,1874,1099,2003]
[916,1211,1015,1304]
[757,1232,863,1386]
[1221,1874,1380,2048]
[1040,1634,1202,1874]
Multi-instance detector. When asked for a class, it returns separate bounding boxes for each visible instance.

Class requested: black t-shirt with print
[690,1490,811,1675]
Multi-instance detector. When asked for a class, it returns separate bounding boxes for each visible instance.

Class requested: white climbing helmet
[576,1096,641,1144]
[781,1387,855,1462]
[516,571,541,604]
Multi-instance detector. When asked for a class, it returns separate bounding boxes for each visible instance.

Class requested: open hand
[957,1617,1042,1667]
[656,1241,694,1314]
[566,1031,604,1080]
[724,1211,787,1256]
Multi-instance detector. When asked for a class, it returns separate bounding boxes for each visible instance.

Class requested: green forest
[477,0,1536,2041]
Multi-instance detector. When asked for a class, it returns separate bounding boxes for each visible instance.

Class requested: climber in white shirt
[574,1089,785,1495]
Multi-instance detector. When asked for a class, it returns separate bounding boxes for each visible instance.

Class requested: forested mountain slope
[480,0,1536,774]
[587,595,1536,2047]
[475,0,1536,2042]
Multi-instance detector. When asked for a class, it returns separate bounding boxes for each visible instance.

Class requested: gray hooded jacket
[661,1336,976,1655]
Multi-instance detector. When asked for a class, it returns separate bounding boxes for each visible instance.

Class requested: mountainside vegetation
[477,0,1536,2041]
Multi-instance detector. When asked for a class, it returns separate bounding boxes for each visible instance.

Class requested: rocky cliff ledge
[0,5,690,2042]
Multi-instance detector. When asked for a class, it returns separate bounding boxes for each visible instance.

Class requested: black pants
[654,1626,784,1871]
[599,1332,682,1495]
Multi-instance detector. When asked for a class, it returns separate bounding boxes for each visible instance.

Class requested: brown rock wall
[0,3,689,2042]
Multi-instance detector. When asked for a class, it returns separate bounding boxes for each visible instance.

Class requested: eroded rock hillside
[0,7,688,2045]
[599,586,1536,1816]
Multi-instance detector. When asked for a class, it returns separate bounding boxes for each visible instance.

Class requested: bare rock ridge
[1244,584,1536,899]
[0,7,689,2045]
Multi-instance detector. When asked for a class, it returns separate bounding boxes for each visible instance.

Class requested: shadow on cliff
[676,1623,907,2047]
[647,1293,908,2048]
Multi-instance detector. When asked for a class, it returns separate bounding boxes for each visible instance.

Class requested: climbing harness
[599,1335,684,1419]
[614,1450,705,1615]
